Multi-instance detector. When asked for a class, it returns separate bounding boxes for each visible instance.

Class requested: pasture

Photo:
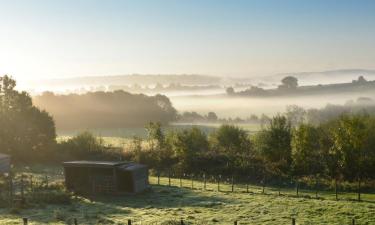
[0,166,374,225]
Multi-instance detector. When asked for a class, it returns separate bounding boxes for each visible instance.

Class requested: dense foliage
[128,115,375,187]
[0,75,56,162]
[34,91,177,130]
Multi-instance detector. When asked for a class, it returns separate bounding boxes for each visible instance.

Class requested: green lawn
[0,166,374,225]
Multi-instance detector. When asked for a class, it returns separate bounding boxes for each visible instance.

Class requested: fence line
[151,171,374,202]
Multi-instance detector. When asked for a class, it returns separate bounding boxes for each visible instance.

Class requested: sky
[0,0,375,80]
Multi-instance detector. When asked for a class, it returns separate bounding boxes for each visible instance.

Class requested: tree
[0,75,56,162]
[210,125,252,173]
[206,112,218,122]
[286,105,306,126]
[279,76,298,89]
[330,114,374,200]
[292,124,326,177]
[226,87,235,95]
[255,115,292,177]
[169,127,209,173]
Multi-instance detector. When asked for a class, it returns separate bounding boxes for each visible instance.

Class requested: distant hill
[235,76,375,97]
[272,69,375,86]
[25,74,222,89]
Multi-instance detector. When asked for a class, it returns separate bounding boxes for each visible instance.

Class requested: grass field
[0,166,374,225]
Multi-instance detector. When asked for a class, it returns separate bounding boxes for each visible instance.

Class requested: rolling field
[0,166,374,225]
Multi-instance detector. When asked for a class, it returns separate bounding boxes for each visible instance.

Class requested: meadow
[0,166,374,225]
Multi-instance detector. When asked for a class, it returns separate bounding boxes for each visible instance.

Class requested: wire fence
[149,171,375,202]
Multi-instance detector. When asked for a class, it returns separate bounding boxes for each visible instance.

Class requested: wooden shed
[63,161,148,194]
[0,153,11,174]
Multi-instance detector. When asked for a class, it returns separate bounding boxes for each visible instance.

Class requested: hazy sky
[1,0,375,80]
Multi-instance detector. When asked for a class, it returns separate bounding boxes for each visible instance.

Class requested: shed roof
[0,153,10,159]
[63,161,147,170]
[63,161,127,168]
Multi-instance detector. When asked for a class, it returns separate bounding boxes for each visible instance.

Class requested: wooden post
[234,221,238,225]
[45,175,49,188]
[231,176,234,192]
[315,176,318,198]
[246,183,249,193]
[218,175,221,192]
[262,179,265,194]
[191,174,194,189]
[21,174,25,202]
[335,178,338,200]
[168,171,171,187]
[357,178,361,202]
[181,219,184,225]
[9,173,13,204]
[296,180,299,197]
[203,173,206,190]
[157,173,160,185]
[352,218,355,225]
[74,218,78,225]
[292,218,296,225]
[128,219,131,225]
[29,175,33,192]
[180,175,182,188]
[23,218,28,225]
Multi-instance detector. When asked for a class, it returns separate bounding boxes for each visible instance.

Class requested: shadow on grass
[87,184,237,208]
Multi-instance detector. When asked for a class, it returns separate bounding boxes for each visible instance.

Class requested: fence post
[181,219,184,225]
[128,219,132,225]
[21,174,25,202]
[335,178,338,200]
[234,221,238,225]
[352,218,355,225]
[191,174,194,189]
[218,175,221,192]
[203,173,206,190]
[180,175,182,188]
[357,178,361,202]
[9,173,13,204]
[168,171,171,187]
[231,176,234,192]
[315,176,319,198]
[296,180,299,197]
[74,218,78,225]
[246,183,249,193]
[23,218,28,225]
[45,175,49,188]
[292,218,296,225]
[262,179,265,194]
[29,175,33,192]
[157,173,160,185]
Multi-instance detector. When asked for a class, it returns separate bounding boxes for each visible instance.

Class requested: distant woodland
[33,91,177,131]
[230,76,375,97]
[32,74,222,87]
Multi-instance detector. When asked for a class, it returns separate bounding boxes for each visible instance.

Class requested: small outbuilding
[0,153,11,174]
[63,161,148,194]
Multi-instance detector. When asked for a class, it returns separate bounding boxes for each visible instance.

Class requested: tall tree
[0,75,56,162]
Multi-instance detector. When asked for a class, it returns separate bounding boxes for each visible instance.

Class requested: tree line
[33,90,177,131]
[1,75,374,192]
[126,115,375,190]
